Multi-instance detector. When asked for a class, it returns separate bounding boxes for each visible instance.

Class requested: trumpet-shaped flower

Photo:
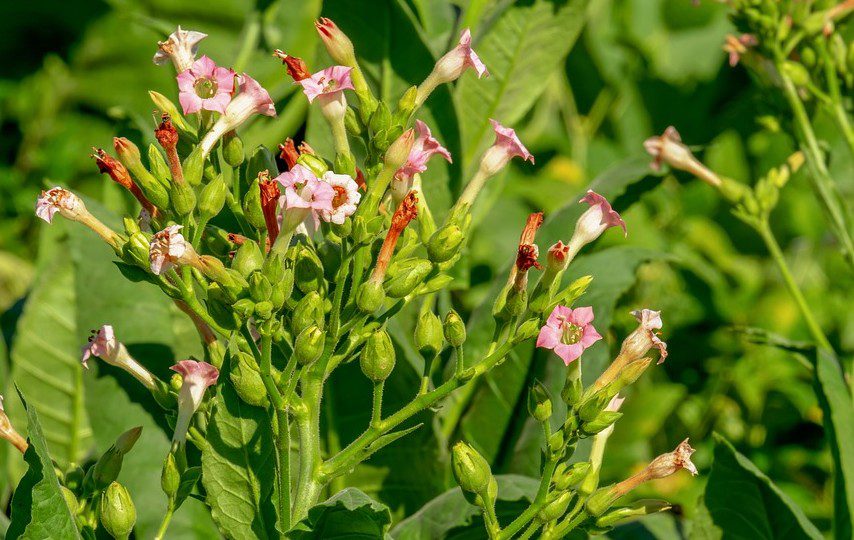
[176,55,235,115]
[297,66,354,103]
[171,360,219,443]
[199,74,276,156]
[153,27,207,73]
[81,325,157,390]
[643,126,721,187]
[536,306,602,365]
[276,165,335,230]
[435,29,488,81]
[397,120,452,180]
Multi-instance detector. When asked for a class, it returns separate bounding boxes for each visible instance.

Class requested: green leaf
[455,0,588,173]
[6,390,81,540]
[6,224,92,468]
[390,475,537,539]
[202,382,278,540]
[290,487,391,539]
[704,434,823,540]
[811,348,854,540]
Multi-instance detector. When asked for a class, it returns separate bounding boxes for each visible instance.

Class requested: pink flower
[579,190,626,236]
[153,27,207,73]
[199,74,276,156]
[276,164,335,229]
[536,305,602,365]
[319,171,360,225]
[622,309,668,363]
[723,34,757,67]
[605,394,625,413]
[297,66,354,103]
[396,120,452,180]
[436,29,489,81]
[643,126,721,187]
[478,119,534,178]
[149,224,192,275]
[36,187,85,223]
[176,55,235,115]
[81,325,120,368]
[171,360,219,443]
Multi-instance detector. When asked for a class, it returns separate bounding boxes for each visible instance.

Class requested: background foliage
[0,0,850,537]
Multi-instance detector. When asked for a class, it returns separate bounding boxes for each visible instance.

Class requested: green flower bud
[595,500,672,528]
[443,310,466,347]
[369,102,392,134]
[528,381,553,422]
[295,325,325,365]
[161,452,181,499]
[231,240,265,277]
[199,174,228,218]
[233,298,256,320]
[344,107,362,136]
[123,232,151,267]
[384,258,433,298]
[222,131,245,167]
[561,374,583,407]
[396,85,417,121]
[243,177,266,230]
[262,252,286,284]
[360,329,396,382]
[170,177,197,217]
[114,138,171,209]
[91,427,142,490]
[577,391,610,422]
[99,482,136,540]
[254,300,274,320]
[357,281,386,313]
[122,216,141,236]
[248,272,273,302]
[229,351,268,407]
[414,311,444,359]
[582,411,622,436]
[427,224,464,263]
[451,441,492,496]
[419,274,454,295]
[206,283,240,329]
[495,286,526,322]
[555,462,591,491]
[384,128,415,170]
[608,358,651,394]
[294,245,324,294]
[65,466,85,492]
[781,60,811,87]
[585,486,618,517]
[292,292,325,335]
[182,146,205,187]
[537,492,573,522]
[147,144,171,185]
[296,154,329,177]
[514,318,541,344]
[149,91,195,137]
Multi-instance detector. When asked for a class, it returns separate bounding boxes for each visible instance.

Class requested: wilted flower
[153,27,207,73]
[536,306,603,365]
[171,360,219,443]
[273,50,311,81]
[319,171,360,225]
[259,172,282,243]
[81,325,158,390]
[36,187,85,224]
[176,55,235,115]
[149,225,198,275]
[643,126,721,187]
[546,241,570,272]
[297,66,354,103]
[199,74,276,156]
[416,29,488,106]
[92,148,158,216]
[624,309,668,363]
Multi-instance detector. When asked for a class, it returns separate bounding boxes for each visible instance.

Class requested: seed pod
[292,292,325,335]
[294,245,324,294]
[91,427,143,490]
[555,462,591,491]
[254,300,274,320]
[537,492,573,522]
[243,177,266,230]
[528,381,553,422]
[248,271,273,302]
[222,131,245,167]
[262,252,286,284]
[384,258,433,298]
[357,281,386,313]
[182,146,205,186]
[99,482,137,540]
[360,329,396,382]
[161,452,181,499]
[231,240,265,277]
[414,311,444,359]
[443,310,466,347]
[295,325,324,365]
[451,441,492,496]
[427,224,464,263]
[199,174,227,218]
[170,177,197,217]
[230,351,267,407]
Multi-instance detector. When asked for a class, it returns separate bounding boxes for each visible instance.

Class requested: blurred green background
[0,0,850,537]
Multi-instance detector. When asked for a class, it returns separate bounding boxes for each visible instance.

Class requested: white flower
[153,26,207,73]
[319,171,360,225]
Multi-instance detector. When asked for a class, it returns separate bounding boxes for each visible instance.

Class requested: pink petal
[554,343,584,366]
[176,70,196,92]
[569,306,595,326]
[546,305,572,328]
[214,67,235,92]
[580,324,602,348]
[179,92,203,115]
[192,55,217,78]
[203,93,231,114]
[536,326,561,349]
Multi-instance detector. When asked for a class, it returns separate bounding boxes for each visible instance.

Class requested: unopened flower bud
[369,102,392,134]
[99,482,136,540]
[254,300,274,320]
[232,298,255,320]
[514,318,541,343]
[222,131,245,167]
[537,492,573,522]
[357,281,386,313]
[295,325,325,365]
[384,258,432,298]
[229,352,267,407]
[91,427,142,490]
[426,224,465,263]
[199,174,227,218]
[414,311,444,359]
[360,329,396,382]
[248,272,273,302]
[171,176,197,216]
[296,153,329,177]
[595,500,672,528]
[147,144,171,185]
[643,127,721,188]
[555,462,591,490]
[292,292,325,335]
[161,452,181,499]
[294,245,324,294]
[397,86,418,121]
[123,232,152,267]
[384,129,415,171]
[528,381,553,422]
[451,441,492,496]
[582,411,623,436]
[344,107,362,136]
[577,391,610,422]
[315,17,356,65]
[262,252,286,284]
[781,60,811,87]
[231,240,265,277]
[114,137,170,209]
[443,310,466,347]
[182,146,206,187]
[243,177,266,230]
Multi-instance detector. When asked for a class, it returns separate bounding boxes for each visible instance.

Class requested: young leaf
[201,382,278,540]
[290,488,391,539]
[6,390,81,540]
[705,434,823,540]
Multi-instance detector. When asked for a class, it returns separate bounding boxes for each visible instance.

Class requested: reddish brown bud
[279,138,299,169]
[516,244,541,272]
[92,148,157,216]
[370,192,418,283]
[298,141,315,155]
[227,232,249,246]
[258,171,281,245]
[273,50,311,81]
[155,114,179,150]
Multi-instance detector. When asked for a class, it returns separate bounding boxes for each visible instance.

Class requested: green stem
[153,504,175,540]
[275,407,291,533]
[545,507,588,539]
[777,62,854,268]
[816,40,854,158]
[371,382,384,427]
[292,376,323,521]
[255,330,285,410]
[518,521,541,540]
[756,221,833,351]
[497,455,558,539]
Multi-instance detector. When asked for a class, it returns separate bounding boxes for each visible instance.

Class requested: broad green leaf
[456,0,588,173]
[390,475,537,539]
[6,224,92,468]
[811,348,854,540]
[705,434,823,540]
[202,381,278,540]
[6,390,81,540]
[290,487,392,539]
